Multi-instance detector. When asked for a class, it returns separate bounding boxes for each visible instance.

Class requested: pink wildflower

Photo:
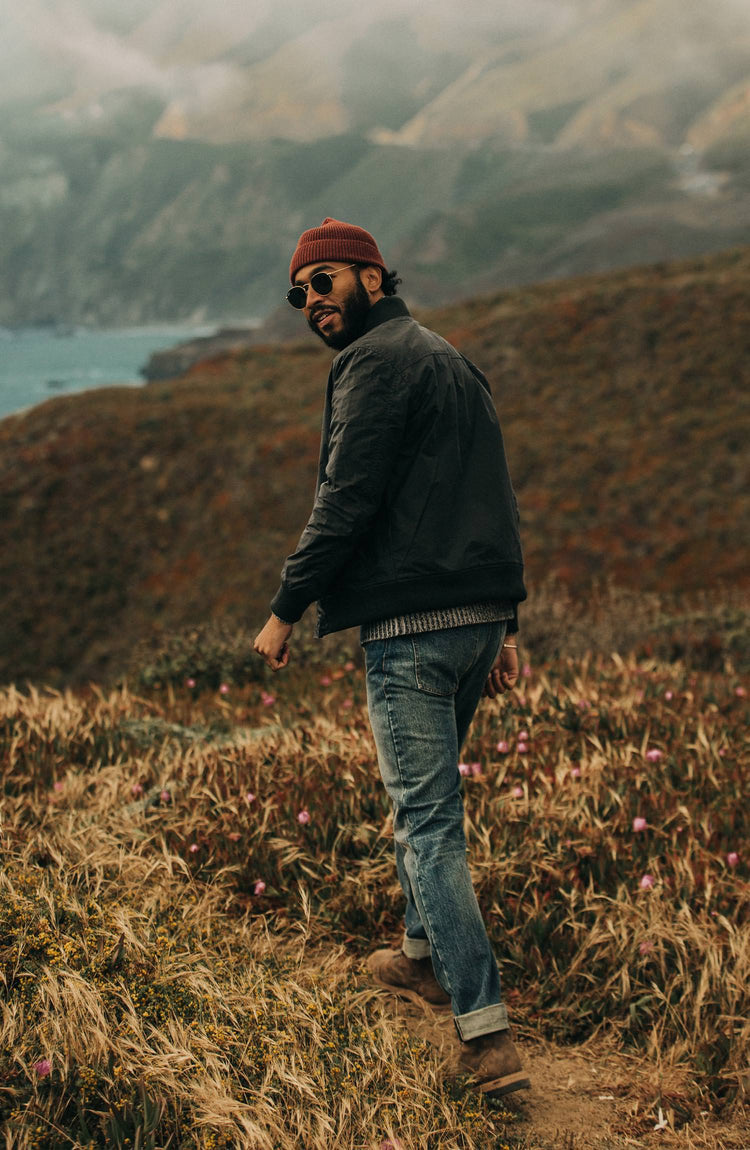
[297,809,311,825]
[570,766,581,779]
[470,761,482,777]
[344,660,355,672]
[517,741,529,754]
[253,880,266,895]
[665,690,674,701]
[261,691,275,706]
[342,697,353,709]
[645,749,663,763]
[458,762,471,777]
[518,729,529,740]
[735,686,747,697]
[319,674,332,686]
[727,852,739,868]
[53,781,64,792]
[130,782,144,797]
[186,677,196,688]
[227,832,241,842]
[522,663,532,678]
[219,683,230,695]
[189,843,199,854]
[639,873,655,890]
[496,739,510,753]
[512,785,524,798]
[244,792,256,804]
[638,940,655,955]
[160,789,171,804]
[632,817,648,832]
[34,1060,51,1077]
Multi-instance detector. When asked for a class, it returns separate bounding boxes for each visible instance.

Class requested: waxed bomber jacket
[270,295,526,638]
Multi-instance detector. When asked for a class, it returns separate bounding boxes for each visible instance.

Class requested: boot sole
[369,972,453,1014]
[478,1070,532,1096]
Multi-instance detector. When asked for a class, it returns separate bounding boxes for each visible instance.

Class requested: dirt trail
[387,998,749,1149]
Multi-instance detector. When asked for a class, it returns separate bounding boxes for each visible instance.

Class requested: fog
[0,1,663,109]
[2,0,748,160]
[1,0,748,327]
[2,0,749,115]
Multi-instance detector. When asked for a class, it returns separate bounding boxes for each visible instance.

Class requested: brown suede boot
[457,1028,531,1097]
[366,948,452,1012]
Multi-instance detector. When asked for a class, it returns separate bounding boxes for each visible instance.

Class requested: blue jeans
[364,621,509,1041]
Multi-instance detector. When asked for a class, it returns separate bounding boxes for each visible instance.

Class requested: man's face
[294,262,372,350]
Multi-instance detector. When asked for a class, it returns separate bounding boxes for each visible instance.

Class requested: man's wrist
[272,611,292,626]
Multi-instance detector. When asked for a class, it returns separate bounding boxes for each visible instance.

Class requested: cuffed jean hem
[453,1002,509,1041]
[402,934,432,960]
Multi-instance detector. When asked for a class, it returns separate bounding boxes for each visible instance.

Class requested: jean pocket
[411,631,465,696]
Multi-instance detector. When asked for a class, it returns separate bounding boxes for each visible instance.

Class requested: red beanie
[289,217,386,282]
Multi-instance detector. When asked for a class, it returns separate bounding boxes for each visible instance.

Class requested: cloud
[2,0,749,120]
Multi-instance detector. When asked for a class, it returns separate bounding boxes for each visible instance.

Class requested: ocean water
[0,325,217,421]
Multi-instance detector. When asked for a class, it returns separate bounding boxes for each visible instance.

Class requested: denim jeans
[364,621,509,1041]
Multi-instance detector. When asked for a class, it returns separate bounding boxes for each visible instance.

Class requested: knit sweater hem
[360,601,514,644]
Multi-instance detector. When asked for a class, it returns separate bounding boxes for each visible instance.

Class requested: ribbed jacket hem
[315,563,526,638]
[360,601,514,643]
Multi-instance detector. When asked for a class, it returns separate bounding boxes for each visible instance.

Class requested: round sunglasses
[286,264,357,309]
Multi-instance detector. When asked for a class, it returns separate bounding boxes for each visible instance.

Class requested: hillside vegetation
[2,243,749,1147]
[1,648,748,1146]
[1,245,748,688]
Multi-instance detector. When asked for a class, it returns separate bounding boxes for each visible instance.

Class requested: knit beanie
[289,217,386,282]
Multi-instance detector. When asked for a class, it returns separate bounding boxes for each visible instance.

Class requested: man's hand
[483,640,519,698]
[253,615,293,671]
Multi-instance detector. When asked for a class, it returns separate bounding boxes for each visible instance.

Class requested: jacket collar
[362,295,410,334]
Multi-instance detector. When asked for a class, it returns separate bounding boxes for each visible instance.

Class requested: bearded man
[254,218,530,1099]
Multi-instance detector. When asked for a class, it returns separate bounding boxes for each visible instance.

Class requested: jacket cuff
[270,584,308,626]
[505,605,519,635]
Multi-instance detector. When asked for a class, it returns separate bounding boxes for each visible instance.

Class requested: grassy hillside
[432,246,750,591]
[2,650,748,1146]
[1,247,749,687]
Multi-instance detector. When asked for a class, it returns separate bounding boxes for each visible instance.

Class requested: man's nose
[304,285,326,311]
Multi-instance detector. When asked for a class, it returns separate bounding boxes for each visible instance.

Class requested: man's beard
[307,275,371,350]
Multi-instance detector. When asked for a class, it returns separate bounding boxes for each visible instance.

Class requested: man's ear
[361,265,384,297]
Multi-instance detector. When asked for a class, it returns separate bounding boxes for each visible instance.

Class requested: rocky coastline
[140,327,258,382]
[141,306,307,381]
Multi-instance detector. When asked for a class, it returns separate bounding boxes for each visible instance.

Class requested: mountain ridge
[9,0,748,149]
[1,0,749,327]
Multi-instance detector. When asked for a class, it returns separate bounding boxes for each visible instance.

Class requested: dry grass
[0,647,748,1147]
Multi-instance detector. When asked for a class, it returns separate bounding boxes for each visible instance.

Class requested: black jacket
[271,296,526,637]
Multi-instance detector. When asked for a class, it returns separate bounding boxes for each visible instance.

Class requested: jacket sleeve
[271,346,408,623]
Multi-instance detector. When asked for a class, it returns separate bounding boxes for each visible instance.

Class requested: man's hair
[381,269,402,296]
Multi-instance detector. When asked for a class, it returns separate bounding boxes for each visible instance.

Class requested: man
[254,218,529,1099]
